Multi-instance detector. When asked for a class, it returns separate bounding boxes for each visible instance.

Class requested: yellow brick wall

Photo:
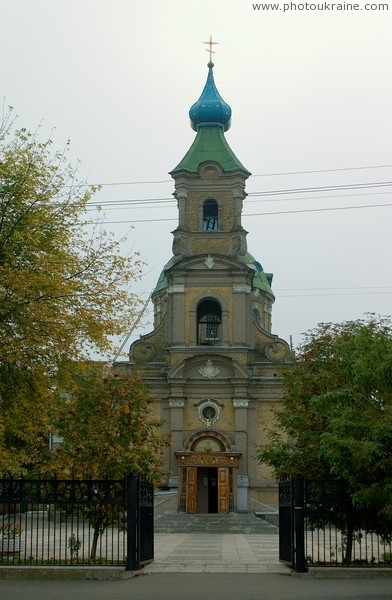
[183,398,235,433]
[185,191,235,232]
[256,401,279,480]
[150,399,162,420]
[249,489,279,511]
[191,238,228,255]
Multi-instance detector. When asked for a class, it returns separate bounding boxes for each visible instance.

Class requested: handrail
[249,497,278,513]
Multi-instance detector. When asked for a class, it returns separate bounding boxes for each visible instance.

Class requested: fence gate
[278,477,306,573]
[126,475,154,570]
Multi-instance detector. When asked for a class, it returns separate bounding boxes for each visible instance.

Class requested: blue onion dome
[189,61,232,132]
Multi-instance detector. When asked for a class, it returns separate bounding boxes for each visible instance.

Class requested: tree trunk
[343,516,354,565]
[90,526,100,560]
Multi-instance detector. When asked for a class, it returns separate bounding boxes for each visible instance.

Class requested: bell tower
[171,59,249,263]
[123,57,290,514]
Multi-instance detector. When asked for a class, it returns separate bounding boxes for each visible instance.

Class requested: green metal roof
[171,126,250,175]
[242,252,274,297]
[153,253,273,297]
[153,256,177,294]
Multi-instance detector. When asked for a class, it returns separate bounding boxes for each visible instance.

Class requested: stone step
[154,512,278,534]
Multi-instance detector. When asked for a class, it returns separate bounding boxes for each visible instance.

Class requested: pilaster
[232,398,249,473]
[168,397,185,488]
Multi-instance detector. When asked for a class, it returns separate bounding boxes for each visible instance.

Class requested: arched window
[203,199,218,231]
[252,308,261,325]
[193,437,223,452]
[197,299,222,345]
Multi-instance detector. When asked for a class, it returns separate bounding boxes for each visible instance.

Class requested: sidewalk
[2,573,392,600]
[144,532,288,573]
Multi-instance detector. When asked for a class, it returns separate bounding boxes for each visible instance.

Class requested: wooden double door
[186,466,229,514]
[176,451,240,513]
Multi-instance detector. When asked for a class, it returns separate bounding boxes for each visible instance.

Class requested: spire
[189,61,232,132]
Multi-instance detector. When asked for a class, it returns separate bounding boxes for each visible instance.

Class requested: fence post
[126,474,138,571]
[293,475,306,573]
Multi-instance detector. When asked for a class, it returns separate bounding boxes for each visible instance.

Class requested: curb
[292,567,392,579]
[0,566,137,580]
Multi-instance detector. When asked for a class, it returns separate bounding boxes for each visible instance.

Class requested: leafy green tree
[258,315,392,563]
[49,365,165,481]
[45,364,166,559]
[0,111,143,476]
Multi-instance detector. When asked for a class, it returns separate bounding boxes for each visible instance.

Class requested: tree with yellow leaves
[0,111,144,476]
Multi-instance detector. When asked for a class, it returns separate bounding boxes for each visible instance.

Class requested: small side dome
[189,62,232,132]
[243,252,274,296]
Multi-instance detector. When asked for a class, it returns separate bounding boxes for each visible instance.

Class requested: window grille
[197,300,222,345]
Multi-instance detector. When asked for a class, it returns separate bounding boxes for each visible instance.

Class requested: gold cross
[203,36,218,62]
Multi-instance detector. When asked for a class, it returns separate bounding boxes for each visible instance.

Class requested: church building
[118,57,290,513]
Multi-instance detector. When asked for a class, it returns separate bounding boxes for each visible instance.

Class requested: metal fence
[279,477,392,572]
[0,476,153,569]
[305,523,392,567]
[304,479,392,568]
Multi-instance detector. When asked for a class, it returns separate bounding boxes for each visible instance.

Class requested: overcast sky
[2,0,392,357]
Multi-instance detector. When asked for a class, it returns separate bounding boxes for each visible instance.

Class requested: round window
[198,400,221,426]
[202,405,217,421]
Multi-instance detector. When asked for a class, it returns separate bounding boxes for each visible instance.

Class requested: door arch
[176,435,241,514]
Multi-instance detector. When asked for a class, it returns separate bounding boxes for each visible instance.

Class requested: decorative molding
[204,255,215,269]
[168,284,185,293]
[175,188,187,200]
[199,360,220,378]
[233,398,249,408]
[131,342,155,363]
[233,284,251,293]
[176,452,240,468]
[169,398,185,408]
[172,236,187,257]
[202,166,219,179]
[265,341,288,362]
[232,187,246,200]
[183,428,235,452]
[232,236,242,254]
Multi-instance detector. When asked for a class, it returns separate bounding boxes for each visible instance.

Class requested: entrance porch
[176,451,240,513]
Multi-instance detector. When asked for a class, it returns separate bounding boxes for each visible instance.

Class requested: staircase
[154,512,278,534]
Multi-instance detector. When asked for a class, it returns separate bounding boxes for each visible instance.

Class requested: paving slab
[145,532,289,574]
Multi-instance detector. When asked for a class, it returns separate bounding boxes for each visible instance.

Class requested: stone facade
[115,62,289,513]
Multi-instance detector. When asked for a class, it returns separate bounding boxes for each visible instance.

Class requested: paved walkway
[144,533,288,573]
